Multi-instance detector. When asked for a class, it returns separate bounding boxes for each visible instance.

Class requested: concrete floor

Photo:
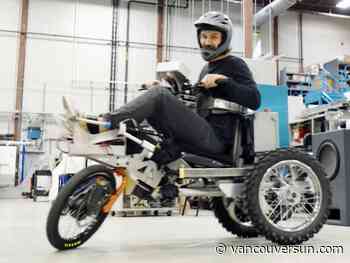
[0,199,349,263]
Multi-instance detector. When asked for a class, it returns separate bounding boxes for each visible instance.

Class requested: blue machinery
[282,57,350,106]
[271,57,350,147]
[278,56,350,146]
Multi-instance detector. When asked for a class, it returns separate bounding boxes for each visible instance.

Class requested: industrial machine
[282,56,350,107]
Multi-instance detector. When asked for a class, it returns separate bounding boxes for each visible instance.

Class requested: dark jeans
[109,86,226,155]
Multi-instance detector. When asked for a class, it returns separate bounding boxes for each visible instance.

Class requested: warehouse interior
[1,0,350,262]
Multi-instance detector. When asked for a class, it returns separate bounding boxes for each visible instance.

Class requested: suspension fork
[102,167,127,213]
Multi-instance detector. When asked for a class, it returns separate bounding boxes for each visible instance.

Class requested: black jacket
[196,55,261,147]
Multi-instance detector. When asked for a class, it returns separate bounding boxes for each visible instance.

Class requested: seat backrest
[230,113,257,167]
[200,97,253,167]
[205,98,249,167]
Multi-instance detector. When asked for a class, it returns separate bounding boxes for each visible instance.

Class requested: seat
[182,98,253,168]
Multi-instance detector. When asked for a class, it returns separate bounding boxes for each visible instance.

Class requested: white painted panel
[75,0,112,39]
[24,36,110,114]
[74,42,110,82]
[114,46,127,109]
[28,0,75,35]
[169,49,204,83]
[0,0,20,29]
[68,89,96,113]
[169,1,243,52]
[278,11,299,58]
[29,0,112,39]
[260,21,270,56]
[126,46,157,102]
[168,5,198,48]
[278,60,299,73]
[231,25,244,53]
[116,0,128,42]
[303,13,350,66]
[266,11,350,72]
[0,117,12,135]
[0,35,17,112]
[25,38,76,84]
[244,58,277,85]
[288,96,305,123]
[23,37,74,113]
[110,45,156,109]
[0,146,17,186]
[254,112,279,152]
[129,3,157,44]
[228,6,244,53]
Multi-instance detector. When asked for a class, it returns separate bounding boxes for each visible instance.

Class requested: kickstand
[181,196,200,216]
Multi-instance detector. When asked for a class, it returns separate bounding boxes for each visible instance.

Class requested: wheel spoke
[293,181,312,193]
[279,197,283,222]
[266,198,283,220]
[289,164,299,181]
[266,197,280,208]
[300,198,318,211]
[280,203,295,222]
[303,195,318,201]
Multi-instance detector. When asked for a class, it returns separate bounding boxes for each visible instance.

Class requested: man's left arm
[212,60,261,110]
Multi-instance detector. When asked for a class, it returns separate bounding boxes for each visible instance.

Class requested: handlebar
[138,79,224,96]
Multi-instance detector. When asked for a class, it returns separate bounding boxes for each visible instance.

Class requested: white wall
[0,0,254,119]
[24,0,112,114]
[0,0,20,134]
[0,0,350,178]
[303,13,350,66]
[275,11,350,72]
[0,0,20,114]
[277,11,300,72]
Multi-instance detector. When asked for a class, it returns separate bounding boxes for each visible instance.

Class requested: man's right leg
[106,86,226,157]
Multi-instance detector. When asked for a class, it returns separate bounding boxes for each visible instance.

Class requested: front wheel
[46,165,116,250]
[245,149,331,245]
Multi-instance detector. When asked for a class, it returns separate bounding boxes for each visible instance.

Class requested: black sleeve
[215,59,261,110]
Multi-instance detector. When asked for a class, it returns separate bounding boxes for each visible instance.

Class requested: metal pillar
[14,0,29,142]
[109,0,119,112]
[156,0,165,63]
[243,0,253,58]
[298,12,304,73]
[273,16,279,84]
[14,0,29,186]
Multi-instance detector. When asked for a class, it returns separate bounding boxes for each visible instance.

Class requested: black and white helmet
[194,11,233,61]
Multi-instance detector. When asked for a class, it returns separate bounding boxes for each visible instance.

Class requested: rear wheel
[245,149,331,245]
[212,197,259,238]
[46,165,116,250]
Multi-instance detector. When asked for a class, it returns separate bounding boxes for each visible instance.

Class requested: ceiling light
[336,0,350,9]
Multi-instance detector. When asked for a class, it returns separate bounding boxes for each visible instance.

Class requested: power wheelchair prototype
[46,62,331,250]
